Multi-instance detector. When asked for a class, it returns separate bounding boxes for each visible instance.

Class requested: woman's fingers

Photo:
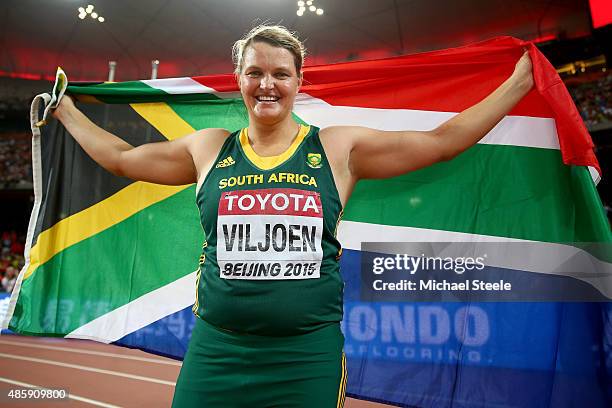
[512,51,534,90]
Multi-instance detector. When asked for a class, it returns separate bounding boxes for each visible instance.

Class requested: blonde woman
[53,25,533,407]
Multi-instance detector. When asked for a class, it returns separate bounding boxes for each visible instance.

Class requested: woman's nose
[259,75,274,89]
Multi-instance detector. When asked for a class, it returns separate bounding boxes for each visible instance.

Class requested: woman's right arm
[53,96,228,185]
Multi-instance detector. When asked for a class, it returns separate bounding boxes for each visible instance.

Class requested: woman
[53,25,533,408]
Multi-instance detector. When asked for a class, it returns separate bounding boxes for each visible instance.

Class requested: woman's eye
[247,72,261,78]
[275,73,289,78]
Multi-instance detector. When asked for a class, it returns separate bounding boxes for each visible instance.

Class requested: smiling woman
[240,41,302,126]
[232,26,306,153]
[50,23,534,408]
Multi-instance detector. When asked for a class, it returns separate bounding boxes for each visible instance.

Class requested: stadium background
[0,0,610,406]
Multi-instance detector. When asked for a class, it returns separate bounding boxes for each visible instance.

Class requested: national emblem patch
[307,153,322,169]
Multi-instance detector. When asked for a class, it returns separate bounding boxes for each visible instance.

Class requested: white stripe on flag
[293,95,560,150]
[589,166,601,185]
[142,79,602,183]
[67,272,197,343]
[142,77,242,99]
[143,79,560,151]
[338,221,527,247]
[142,79,560,151]
[70,221,611,344]
[338,220,612,299]
[142,77,216,94]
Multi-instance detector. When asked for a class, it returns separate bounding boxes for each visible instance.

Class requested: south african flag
[3,37,611,407]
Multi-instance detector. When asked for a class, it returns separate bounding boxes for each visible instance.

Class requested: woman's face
[238,41,302,125]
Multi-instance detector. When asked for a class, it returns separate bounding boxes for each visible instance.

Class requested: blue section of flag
[113,249,612,407]
[339,248,612,407]
[115,306,195,360]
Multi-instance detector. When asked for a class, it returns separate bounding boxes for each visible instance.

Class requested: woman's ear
[298,72,303,88]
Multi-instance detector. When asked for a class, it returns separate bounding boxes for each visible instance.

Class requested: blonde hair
[232,25,305,75]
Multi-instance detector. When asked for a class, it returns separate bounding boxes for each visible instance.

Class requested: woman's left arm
[337,52,534,180]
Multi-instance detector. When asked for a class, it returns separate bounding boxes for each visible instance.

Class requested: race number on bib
[217,188,323,280]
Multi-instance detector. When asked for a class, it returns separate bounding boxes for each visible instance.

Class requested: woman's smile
[254,94,281,108]
[255,95,280,102]
[239,42,301,124]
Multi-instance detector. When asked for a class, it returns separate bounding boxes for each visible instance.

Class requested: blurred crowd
[0,95,33,122]
[567,72,612,129]
[0,77,47,124]
[0,132,32,189]
[0,231,24,294]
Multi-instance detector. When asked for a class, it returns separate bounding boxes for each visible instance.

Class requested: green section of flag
[345,144,611,244]
[9,186,202,335]
[168,99,249,132]
[68,81,224,104]
[167,100,310,132]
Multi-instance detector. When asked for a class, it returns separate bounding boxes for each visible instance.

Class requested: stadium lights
[297,0,323,16]
[77,4,106,23]
[556,56,607,77]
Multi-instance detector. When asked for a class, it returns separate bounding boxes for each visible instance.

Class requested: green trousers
[172,317,347,408]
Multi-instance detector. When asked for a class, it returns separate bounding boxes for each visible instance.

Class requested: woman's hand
[511,51,534,92]
[330,49,537,183]
[47,91,229,185]
[52,94,76,120]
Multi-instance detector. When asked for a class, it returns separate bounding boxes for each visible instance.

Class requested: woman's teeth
[256,96,279,102]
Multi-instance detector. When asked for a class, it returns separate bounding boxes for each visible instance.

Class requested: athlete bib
[194,125,344,335]
[217,188,324,280]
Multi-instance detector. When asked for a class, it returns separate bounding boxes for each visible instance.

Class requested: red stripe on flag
[192,74,236,92]
[194,38,551,116]
[192,37,599,174]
